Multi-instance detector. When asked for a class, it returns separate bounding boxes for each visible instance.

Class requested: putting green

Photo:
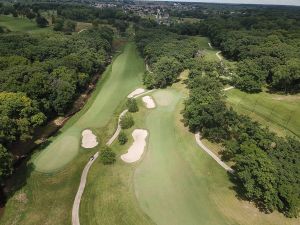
[134,88,295,225]
[33,43,145,173]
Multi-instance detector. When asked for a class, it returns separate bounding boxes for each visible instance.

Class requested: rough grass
[0,15,51,33]
[226,88,300,138]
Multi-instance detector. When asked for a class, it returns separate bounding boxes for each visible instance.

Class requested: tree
[144,56,182,88]
[0,92,46,143]
[272,59,300,93]
[235,141,277,212]
[235,59,267,93]
[118,131,128,145]
[53,18,64,31]
[63,20,76,33]
[35,14,48,28]
[120,114,134,129]
[100,147,116,165]
[0,144,13,184]
[126,98,138,113]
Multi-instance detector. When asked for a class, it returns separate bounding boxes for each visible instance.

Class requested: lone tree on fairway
[100,147,116,165]
[120,114,134,129]
[118,131,128,145]
[126,98,138,112]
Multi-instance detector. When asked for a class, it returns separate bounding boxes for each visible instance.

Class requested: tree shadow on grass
[227,171,273,215]
[0,137,55,208]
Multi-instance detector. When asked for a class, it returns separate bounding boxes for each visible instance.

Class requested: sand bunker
[142,96,156,108]
[81,129,98,148]
[121,129,148,163]
[127,88,145,98]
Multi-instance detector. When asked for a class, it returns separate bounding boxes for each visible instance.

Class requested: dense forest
[0,2,116,201]
[169,8,300,94]
[135,26,300,218]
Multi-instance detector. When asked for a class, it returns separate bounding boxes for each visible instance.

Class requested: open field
[0,15,51,33]
[226,88,300,138]
[0,42,146,225]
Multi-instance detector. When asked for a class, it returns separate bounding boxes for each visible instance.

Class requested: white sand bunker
[142,96,156,108]
[81,129,98,148]
[127,88,145,98]
[121,129,148,163]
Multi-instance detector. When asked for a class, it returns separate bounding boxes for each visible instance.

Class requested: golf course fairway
[33,42,145,173]
[133,87,298,225]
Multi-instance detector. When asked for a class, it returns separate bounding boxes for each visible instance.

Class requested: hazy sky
[165,0,300,6]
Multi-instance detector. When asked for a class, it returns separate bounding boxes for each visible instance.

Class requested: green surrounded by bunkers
[79,78,299,225]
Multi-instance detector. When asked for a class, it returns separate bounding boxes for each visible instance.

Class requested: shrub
[126,98,138,112]
[100,147,116,165]
[120,114,134,129]
[118,131,128,145]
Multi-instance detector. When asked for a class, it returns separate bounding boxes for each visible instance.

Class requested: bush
[118,131,128,145]
[126,98,138,112]
[100,147,116,165]
[120,114,134,129]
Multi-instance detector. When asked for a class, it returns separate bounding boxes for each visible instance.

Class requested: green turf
[0,15,51,33]
[226,88,300,138]
[132,86,299,225]
[33,42,145,173]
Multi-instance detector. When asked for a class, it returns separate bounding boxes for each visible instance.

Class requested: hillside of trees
[169,8,300,94]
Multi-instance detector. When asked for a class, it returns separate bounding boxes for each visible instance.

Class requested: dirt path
[223,86,235,91]
[208,42,213,48]
[195,133,234,173]
[216,51,223,61]
[72,152,99,225]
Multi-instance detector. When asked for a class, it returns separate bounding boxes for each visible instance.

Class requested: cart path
[106,109,128,146]
[72,152,99,225]
[195,133,234,173]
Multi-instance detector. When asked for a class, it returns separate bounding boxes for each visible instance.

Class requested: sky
[163,0,300,6]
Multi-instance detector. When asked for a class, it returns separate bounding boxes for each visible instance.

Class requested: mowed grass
[226,88,300,138]
[0,42,146,225]
[133,83,299,225]
[33,42,145,173]
[0,15,51,33]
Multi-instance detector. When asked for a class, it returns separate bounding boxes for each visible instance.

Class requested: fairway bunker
[127,88,145,98]
[142,96,156,108]
[121,129,148,163]
[81,129,98,148]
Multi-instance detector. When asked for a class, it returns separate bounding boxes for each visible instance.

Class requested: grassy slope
[0,42,146,225]
[33,43,144,173]
[0,15,51,33]
[133,79,299,225]
[226,88,300,138]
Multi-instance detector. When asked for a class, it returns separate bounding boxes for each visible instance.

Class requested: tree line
[0,26,113,191]
[182,59,300,218]
[169,8,300,94]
